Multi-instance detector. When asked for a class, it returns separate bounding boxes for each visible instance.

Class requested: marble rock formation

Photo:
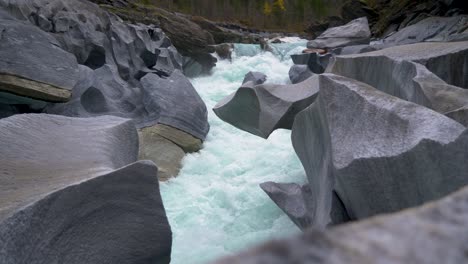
[140,70,209,140]
[215,184,468,264]
[214,74,319,139]
[291,74,468,227]
[260,182,315,230]
[0,114,172,264]
[289,65,314,84]
[242,71,267,85]
[383,16,468,46]
[328,41,468,125]
[0,17,79,104]
[291,53,332,74]
[307,17,371,49]
[1,0,209,181]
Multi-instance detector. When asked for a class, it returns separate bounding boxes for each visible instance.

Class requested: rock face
[214,74,319,138]
[215,184,468,264]
[242,71,267,85]
[289,65,314,84]
[328,41,468,124]
[140,70,209,140]
[291,74,468,227]
[0,17,79,103]
[138,127,185,182]
[0,114,172,263]
[291,53,332,74]
[260,182,314,230]
[307,17,371,49]
[383,16,468,45]
[138,123,203,181]
[0,0,209,181]
[0,0,209,132]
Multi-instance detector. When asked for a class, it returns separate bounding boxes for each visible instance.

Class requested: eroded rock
[291,74,468,227]
[215,184,468,264]
[214,74,319,138]
[0,18,79,102]
[307,17,371,49]
[0,114,171,263]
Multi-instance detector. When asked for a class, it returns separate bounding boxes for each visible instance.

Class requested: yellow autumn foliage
[263,1,272,15]
[264,0,286,15]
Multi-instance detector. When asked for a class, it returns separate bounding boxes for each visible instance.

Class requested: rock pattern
[0,114,171,263]
[292,74,468,227]
[138,123,203,181]
[138,127,185,182]
[291,53,332,74]
[140,70,209,140]
[307,17,371,49]
[215,184,468,264]
[260,182,314,230]
[288,65,314,84]
[0,17,79,103]
[214,74,319,138]
[383,16,468,46]
[329,41,468,124]
[1,0,209,136]
[242,71,267,85]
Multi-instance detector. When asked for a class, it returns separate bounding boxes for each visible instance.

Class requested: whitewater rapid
[160,40,307,264]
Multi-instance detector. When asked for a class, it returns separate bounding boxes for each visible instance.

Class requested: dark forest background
[140,0,345,31]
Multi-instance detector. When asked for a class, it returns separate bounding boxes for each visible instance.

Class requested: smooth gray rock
[332,41,468,89]
[330,44,378,55]
[45,65,159,127]
[215,185,468,264]
[383,16,468,46]
[291,53,332,74]
[1,0,208,141]
[328,42,468,124]
[214,75,319,138]
[260,182,314,230]
[242,71,267,85]
[307,17,371,49]
[0,18,79,102]
[289,65,314,84]
[0,114,138,220]
[292,74,468,227]
[0,114,171,263]
[141,70,209,140]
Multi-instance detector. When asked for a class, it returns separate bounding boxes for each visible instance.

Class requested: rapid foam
[160,43,307,264]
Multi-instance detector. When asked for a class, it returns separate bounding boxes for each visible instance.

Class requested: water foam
[160,44,307,264]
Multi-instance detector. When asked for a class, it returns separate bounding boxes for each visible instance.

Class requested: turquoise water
[160,40,307,264]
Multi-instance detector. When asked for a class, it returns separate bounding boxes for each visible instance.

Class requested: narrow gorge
[0,0,467,264]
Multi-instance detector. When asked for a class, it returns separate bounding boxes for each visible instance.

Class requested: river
[160,39,307,264]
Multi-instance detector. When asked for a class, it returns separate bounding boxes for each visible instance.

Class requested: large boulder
[307,17,371,49]
[383,16,468,46]
[291,53,332,74]
[289,65,314,84]
[242,71,267,85]
[328,41,468,125]
[140,70,209,140]
[45,65,157,126]
[0,114,171,263]
[260,182,314,230]
[214,74,319,139]
[215,184,468,264]
[291,74,468,227]
[0,18,79,103]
